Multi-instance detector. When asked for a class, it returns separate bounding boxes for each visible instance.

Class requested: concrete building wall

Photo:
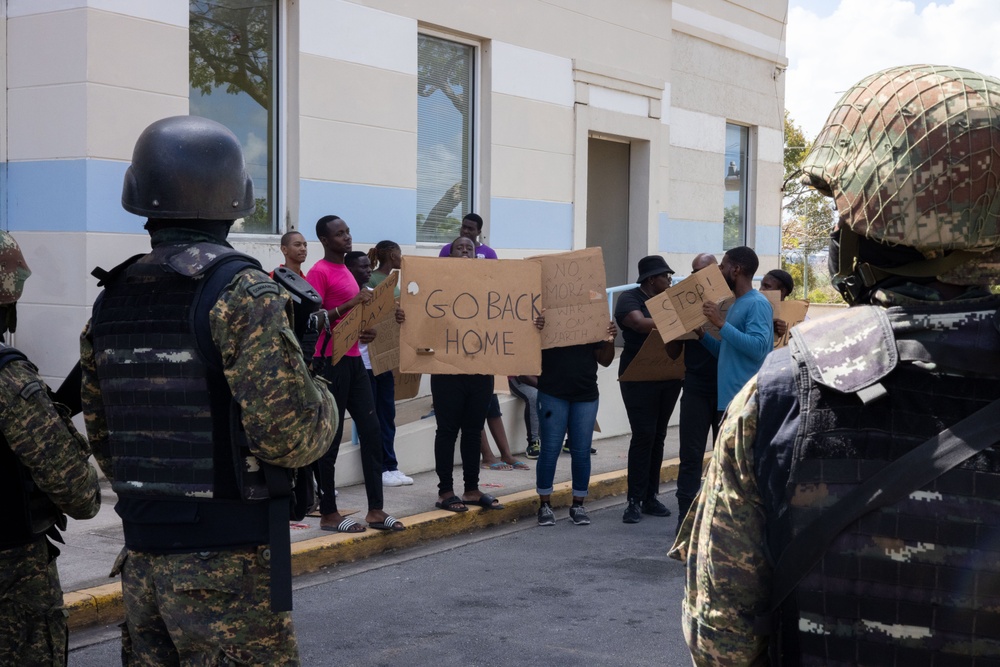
[1,0,788,404]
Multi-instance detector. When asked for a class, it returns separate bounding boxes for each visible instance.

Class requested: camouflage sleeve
[210,268,336,468]
[80,319,113,480]
[668,377,770,667]
[0,359,101,520]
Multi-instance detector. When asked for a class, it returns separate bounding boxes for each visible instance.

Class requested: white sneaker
[393,470,414,486]
[382,470,404,487]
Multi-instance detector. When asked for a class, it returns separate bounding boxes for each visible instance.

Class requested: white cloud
[786,0,1000,140]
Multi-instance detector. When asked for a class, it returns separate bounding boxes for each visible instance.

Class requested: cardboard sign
[646,263,733,342]
[494,374,511,394]
[763,291,809,348]
[394,370,421,400]
[368,316,401,376]
[328,272,400,366]
[618,328,686,381]
[529,248,609,349]
[399,256,542,375]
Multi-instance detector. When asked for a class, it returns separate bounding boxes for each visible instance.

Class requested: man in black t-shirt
[614,255,683,524]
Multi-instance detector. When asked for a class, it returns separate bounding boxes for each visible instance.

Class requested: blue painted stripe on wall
[7,159,136,233]
[299,180,416,244]
[755,224,781,257]
[489,198,572,250]
[659,213,723,253]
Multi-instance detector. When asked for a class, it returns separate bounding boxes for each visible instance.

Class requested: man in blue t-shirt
[696,246,773,416]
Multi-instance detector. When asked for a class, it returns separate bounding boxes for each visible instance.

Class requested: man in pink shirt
[306,215,404,533]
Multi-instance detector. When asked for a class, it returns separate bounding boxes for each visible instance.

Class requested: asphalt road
[70,488,693,666]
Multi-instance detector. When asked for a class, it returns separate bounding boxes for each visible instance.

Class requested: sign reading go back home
[647,263,733,342]
[399,256,542,375]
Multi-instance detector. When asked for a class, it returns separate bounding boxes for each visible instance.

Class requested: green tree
[782,111,843,303]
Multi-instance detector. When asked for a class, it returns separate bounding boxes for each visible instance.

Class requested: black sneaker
[569,505,591,526]
[526,439,541,459]
[537,503,555,526]
[641,497,671,517]
[622,500,642,524]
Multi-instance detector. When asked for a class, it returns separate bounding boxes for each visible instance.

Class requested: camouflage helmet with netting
[801,64,1000,284]
[0,230,31,305]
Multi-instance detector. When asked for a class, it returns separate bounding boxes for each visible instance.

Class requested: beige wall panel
[300,117,416,188]
[88,10,188,95]
[491,93,573,155]
[491,145,573,202]
[669,179,726,223]
[675,0,787,39]
[670,145,723,188]
[7,10,87,88]
[355,0,671,84]
[14,303,91,382]
[300,55,416,133]
[672,34,784,130]
[87,85,189,160]
[8,84,88,159]
[17,232,89,306]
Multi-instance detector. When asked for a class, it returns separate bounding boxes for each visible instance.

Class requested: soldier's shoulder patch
[18,380,44,400]
[247,281,281,299]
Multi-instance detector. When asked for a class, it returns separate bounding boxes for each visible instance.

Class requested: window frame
[415,28,481,247]
[723,121,752,250]
[188,0,283,237]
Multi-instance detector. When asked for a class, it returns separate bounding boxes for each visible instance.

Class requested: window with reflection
[190,0,277,234]
[417,34,475,244]
[723,123,749,249]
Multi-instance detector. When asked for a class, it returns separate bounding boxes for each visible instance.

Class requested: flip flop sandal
[510,461,531,470]
[481,462,512,470]
[464,493,505,510]
[435,495,469,513]
[369,516,405,531]
[321,517,366,533]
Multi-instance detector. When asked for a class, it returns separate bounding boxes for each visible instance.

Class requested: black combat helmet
[122,115,255,220]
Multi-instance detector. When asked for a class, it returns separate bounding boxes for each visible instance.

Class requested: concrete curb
[66,458,682,630]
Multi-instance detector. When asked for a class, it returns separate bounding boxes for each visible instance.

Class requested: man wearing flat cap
[614,255,683,524]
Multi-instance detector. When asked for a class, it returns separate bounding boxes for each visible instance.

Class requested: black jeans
[367,369,398,472]
[430,374,493,496]
[676,385,720,523]
[313,355,383,514]
[619,379,683,502]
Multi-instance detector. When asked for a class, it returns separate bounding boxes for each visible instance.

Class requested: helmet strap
[832,226,977,304]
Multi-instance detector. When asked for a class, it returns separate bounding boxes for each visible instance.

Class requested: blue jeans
[367,369,398,472]
[535,390,599,498]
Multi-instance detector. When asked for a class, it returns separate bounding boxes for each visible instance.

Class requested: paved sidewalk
[62,427,687,629]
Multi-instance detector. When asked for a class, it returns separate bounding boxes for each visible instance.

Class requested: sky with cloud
[786,0,1000,140]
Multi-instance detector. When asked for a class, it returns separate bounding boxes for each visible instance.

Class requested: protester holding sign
[535,321,617,527]
[675,253,721,533]
[397,237,543,513]
[761,268,794,339]
[363,240,412,487]
[698,246,773,416]
[614,255,683,525]
[345,251,413,488]
[306,216,404,533]
[437,213,497,259]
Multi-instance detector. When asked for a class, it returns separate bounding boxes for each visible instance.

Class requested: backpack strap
[755,395,1000,635]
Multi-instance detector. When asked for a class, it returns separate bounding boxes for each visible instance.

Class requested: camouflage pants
[0,536,67,667]
[119,547,299,666]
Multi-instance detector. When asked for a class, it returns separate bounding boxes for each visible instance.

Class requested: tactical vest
[755,301,1000,666]
[0,347,63,549]
[90,242,272,552]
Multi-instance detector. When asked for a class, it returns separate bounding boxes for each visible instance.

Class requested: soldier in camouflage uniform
[0,230,101,666]
[80,116,336,665]
[671,65,1000,666]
